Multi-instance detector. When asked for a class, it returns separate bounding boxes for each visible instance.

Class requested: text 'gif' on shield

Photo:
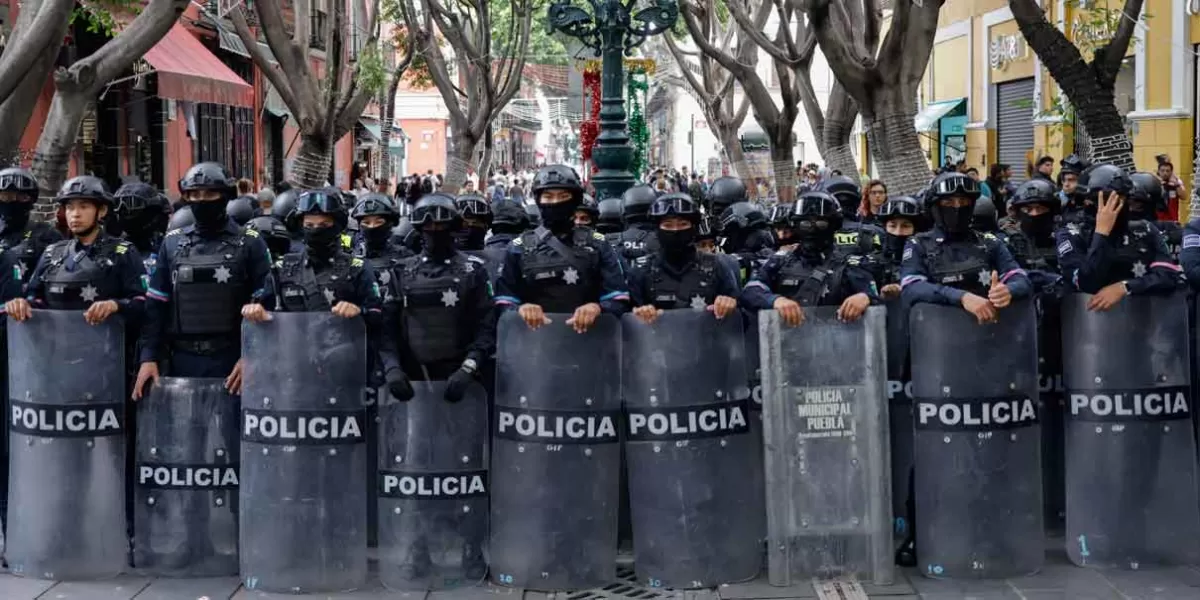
[378,379,489,591]
[6,310,126,580]
[1063,292,1200,569]
[134,377,240,576]
[622,310,761,589]
[240,312,368,593]
[909,299,1042,579]
[490,312,622,591]
[760,307,893,587]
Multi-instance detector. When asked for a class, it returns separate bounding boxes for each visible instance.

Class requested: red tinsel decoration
[580,69,602,165]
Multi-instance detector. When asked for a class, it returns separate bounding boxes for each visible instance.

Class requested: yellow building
[861,0,1194,216]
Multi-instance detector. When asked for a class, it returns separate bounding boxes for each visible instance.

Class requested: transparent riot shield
[490,313,622,591]
[760,307,893,586]
[378,379,488,590]
[1037,296,1066,534]
[1064,292,1200,568]
[6,310,126,580]
[134,377,239,576]
[909,299,1042,579]
[884,297,913,542]
[240,312,368,593]
[622,311,760,589]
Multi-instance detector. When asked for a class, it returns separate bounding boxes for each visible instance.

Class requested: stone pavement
[5,548,1200,600]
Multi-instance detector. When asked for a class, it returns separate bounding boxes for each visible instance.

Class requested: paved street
[4,545,1200,600]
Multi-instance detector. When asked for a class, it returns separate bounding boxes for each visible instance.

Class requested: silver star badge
[977,269,992,287]
[441,288,460,307]
[690,295,708,310]
[80,284,98,303]
[323,288,336,304]
[213,265,232,283]
[1132,261,1147,277]
[563,267,580,285]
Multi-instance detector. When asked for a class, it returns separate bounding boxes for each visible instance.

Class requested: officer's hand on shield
[242,303,272,323]
[633,304,663,325]
[132,361,160,401]
[836,292,870,323]
[385,367,415,401]
[444,360,478,403]
[4,298,31,322]
[83,300,119,325]
[331,301,361,319]
[987,271,1012,308]
[880,283,901,299]
[708,295,737,320]
[566,302,602,333]
[1087,281,1127,312]
[1095,191,1124,237]
[772,296,805,327]
[519,303,552,330]
[961,292,998,324]
[225,358,245,395]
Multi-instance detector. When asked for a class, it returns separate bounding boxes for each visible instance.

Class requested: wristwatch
[1120,280,1130,295]
[461,359,479,375]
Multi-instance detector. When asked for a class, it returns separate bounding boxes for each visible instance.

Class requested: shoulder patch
[1057,240,1073,256]
[467,254,486,264]
[513,236,524,246]
[243,228,260,238]
[351,257,364,267]
[592,231,605,240]
[1183,234,1200,249]
[115,241,130,254]
[166,228,184,237]
[902,246,914,261]
[983,232,997,241]
[634,255,650,267]
[774,249,789,256]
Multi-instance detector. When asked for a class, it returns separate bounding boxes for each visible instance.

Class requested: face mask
[421,229,455,255]
[303,226,340,254]
[1017,211,1056,240]
[540,203,576,231]
[0,203,31,233]
[190,201,227,230]
[658,228,696,260]
[883,232,908,258]
[454,227,487,250]
[933,204,974,235]
[792,221,834,255]
[362,225,391,249]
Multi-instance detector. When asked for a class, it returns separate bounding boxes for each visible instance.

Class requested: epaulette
[982,232,998,241]
[166,228,184,237]
[467,254,486,264]
[592,231,605,240]
[350,257,364,268]
[774,249,789,256]
[244,228,260,238]
[513,236,524,246]
[115,241,130,254]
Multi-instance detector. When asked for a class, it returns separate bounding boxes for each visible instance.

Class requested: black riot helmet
[596,197,623,234]
[649,193,701,224]
[1129,171,1166,220]
[1010,179,1060,213]
[491,196,529,232]
[168,205,195,230]
[531,164,583,205]
[695,214,717,242]
[113,182,170,236]
[878,195,924,226]
[270,189,300,230]
[351,193,400,225]
[179,162,235,200]
[1059,154,1090,176]
[0,167,38,202]
[719,201,769,233]
[391,218,421,252]
[972,195,999,232]
[295,187,348,228]
[818,174,862,218]
[926,171,981,234]
[621,185,658,225]
[246,215,293,258]
[575,193,599,225]
[1078,163,1132,204]
[411,193,461,228]
[456,194,493,225]
[769,204,791,228]
[706,176,746,216]
[225,196,256,226]
[56,175,113,207]
[789,191,843,251]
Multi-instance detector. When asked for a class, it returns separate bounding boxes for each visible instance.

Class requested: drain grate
[564,567,671,600]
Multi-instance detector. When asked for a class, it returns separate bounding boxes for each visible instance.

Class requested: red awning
[143,23,253,108]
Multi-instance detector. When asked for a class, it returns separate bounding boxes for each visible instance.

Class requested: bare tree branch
[1100,0,1141,83]
[0,0,74,104]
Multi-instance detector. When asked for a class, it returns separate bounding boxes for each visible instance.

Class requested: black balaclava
[883,230,908,259]
[932,198,975,237]
[421,226,456,257]
[455,226,487,251]
[190,200,228,232]
[1016,206,1057,242]
[539,199,577,234]
[0,202,32,234]
[362,224,392,252]
[304,225,341,257]
[657,226,696,263]
[792,218,835,256]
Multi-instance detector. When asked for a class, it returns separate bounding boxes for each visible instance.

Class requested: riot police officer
[482,197,526,275]
[1057,164,1183,309]
[454,194,492,253]
[378,193,494,403]
[113,182,170,276]
[495,165,630,332]
[269,188,304,253]
[1003,179,1063,294]
[1129,171,1182,260]
[6,176,146,324]
[628,193,740,323]
[1058,154,1089,208]
[245,215,295,261]
[705,176,745,219]
[575,193,599,229]
[133,162,274,398]
[352,194,411,296]
[226,196,256,227]
[900,172,1031,323]
[740,191,876,327]
[596,197,623,235]
[820,175,884,266]
[0,166,63,285]
[615,184,659,261]
[876,195,925,298]
[695,214,719,254]
[719,201,775,280]
[768,204,793,248]
[973,195,1003,234]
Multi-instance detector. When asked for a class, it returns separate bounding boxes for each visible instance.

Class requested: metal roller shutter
[995,78,1035,185]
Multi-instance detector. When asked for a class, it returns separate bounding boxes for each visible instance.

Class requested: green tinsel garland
[626,66,650,177]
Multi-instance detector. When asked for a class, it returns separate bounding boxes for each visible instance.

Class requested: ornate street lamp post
[548,0,677,200]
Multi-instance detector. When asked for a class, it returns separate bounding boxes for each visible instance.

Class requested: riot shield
[6,310,126,580]
[622,311,760,589]
[1037,296,1066,534]
[490,313,622,591]
[883,297,913,542]
[378,379,488,591]
[759,307,892,586]
[134,377,239,577]
[909,300,1042,579]
[1064,292,1200,568]
[240,312,368,593]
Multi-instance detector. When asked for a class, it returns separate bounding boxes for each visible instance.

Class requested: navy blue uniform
[141,221,274,377]
[0,222,63,288]
[899,228,1032,306]
[494,226,631,315]
[1179,219,1200,290]
[26,234,146,319]
[615,223,660,262]
[741,248,877,309]
[1055,219,1182,295]
[627,251,740,309]
[267,250,382,314]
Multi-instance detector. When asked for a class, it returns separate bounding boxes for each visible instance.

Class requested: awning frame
[914,97,967,133]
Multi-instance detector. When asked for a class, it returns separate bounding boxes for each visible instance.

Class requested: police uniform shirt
[0,221,63,285]
[139,220,274,364]
[377,251,496,376]
[616,223,660,262]
[0,249,25,303]
[899,227,1032,306]
[266,249,383,314]
[1179,219,1200,290]
[1055,219,1182,295]
[25,233,147,318]
[494,227,631,315]
[627,251,741,309]
[740,247,877,310]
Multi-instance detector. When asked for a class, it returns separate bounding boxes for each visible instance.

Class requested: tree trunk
[30,91,91,201]
[378,93,395,185]
[768,139,796,204]
[822,83,859,177]
[0,50,59,163]
[475,128,493,186]
[727,142,753,182]
[864,102,930,196]
[292,133,334,189]
[441,133,477,194]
